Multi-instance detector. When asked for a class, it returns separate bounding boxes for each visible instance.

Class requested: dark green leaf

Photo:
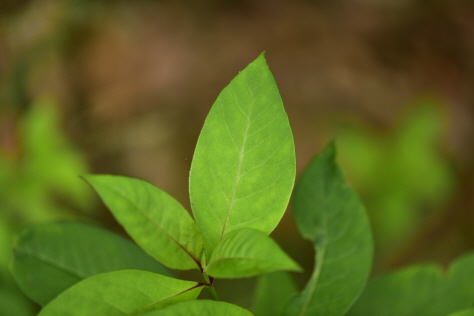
[12,222,171,305]
[253,271,297,316]
[189,53,295,255]
[284,143,373,316]
[38,270,203,316]
[205,228,301,278]
[83,175,204,270]
[347,252,474,316]
[140,300,254,316]
[0,283,35,316]
[346,264,443,316]
[448,310,474,316]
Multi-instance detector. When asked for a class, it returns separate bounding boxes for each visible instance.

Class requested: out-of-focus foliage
[0,99,95,315]
[1,0,473,312]
[336,102,456,258]
[1,100,93,225]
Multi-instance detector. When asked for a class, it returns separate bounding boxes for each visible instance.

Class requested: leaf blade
[37,270,203,316]
[189,53,295,255]
[83,175,203,270]
[205,228,301,278]
[347,251,474,316]
[346,263,444,316]
[253,271,298,316]
[140,300,254,316]
[284,143,373,316]
[12,222,171,306]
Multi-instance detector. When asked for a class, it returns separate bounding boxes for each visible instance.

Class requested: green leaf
[189,53,296,255]
[419,252,474,315]
[347,252,474,316]
[83,175,204,270]
[204,228,301,278]
[0,283,35,316]
[284,143,373,316]
[346,264,443,316]
[253,271,298,316]
[12,222,171,306]
[140,300,254,316]
[38,270,204,316]
[449,310,474,316]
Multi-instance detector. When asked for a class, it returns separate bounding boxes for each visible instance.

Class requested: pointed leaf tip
[189,54,296,256]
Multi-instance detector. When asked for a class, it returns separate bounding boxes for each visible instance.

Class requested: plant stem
[202,273,219,301]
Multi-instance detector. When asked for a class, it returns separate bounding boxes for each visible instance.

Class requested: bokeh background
[1,0,474,314]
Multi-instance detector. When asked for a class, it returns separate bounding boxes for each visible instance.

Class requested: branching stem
[202,273,219,301]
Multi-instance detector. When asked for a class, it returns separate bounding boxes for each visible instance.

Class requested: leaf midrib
[16,247,84,280]
[219,93,252,242]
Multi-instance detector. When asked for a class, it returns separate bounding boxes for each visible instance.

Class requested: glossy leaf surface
[347,252,474,316]
[284,143,373,316]
[12,222,170,306]
[38,270,203,316]
[83,175,203,270]
[189,53,295,255]
[141,300,254,316]
[253,271,297,316]
[204,228,301,278]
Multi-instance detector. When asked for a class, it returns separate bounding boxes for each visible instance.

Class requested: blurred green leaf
[283,143,373,316]
[37,270,203,316]
[189,53,295,256]
[347,252,474,316]
[12,222,171,306]
[0,99,94,226]
[337,102,455,249]
[253,271,297,316]
[141,300,254,316]
[205,228,301,278]
[0,283,35,316]
[448,310,474,316]
[0,217,12,271]
[83,175,204,270]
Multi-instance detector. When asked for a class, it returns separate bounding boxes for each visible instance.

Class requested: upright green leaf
[38,270,204,316]
[253,271,298,316]
[347,252,474,316]
[83,175,203,270]
[204,228,301,278]
[189,53,295,255]
[140,300,254,316]
[284,143,373,316]
[12,222,170,306]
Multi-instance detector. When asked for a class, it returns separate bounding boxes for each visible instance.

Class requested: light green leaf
[253,271,298,316]
[38,270,204,316]
[140,300,254,316]
[347,252,474,316]
[189,53,295,255]
[284,143,373,316]
[204,228,301,278]
[83,175,203,270]
[12,222,171,306]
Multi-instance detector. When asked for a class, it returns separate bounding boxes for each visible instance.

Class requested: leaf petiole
[202,273,219,301]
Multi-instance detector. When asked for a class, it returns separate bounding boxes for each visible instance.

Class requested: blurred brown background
[1,0,474,311]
